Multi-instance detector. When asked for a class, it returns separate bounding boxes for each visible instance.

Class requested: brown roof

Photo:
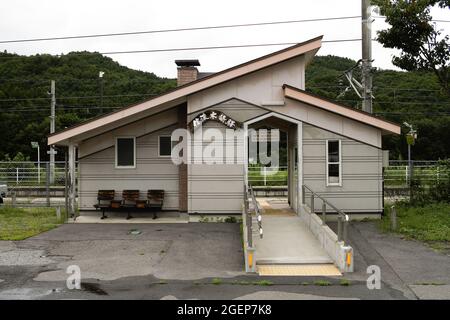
[49,36,324,145]
[283,84,401,134]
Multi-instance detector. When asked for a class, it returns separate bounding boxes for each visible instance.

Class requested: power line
[0,77,172,84]
[0,16,361,44]
[1,93,448,105]
[309,85,445,92]
[0,93,160,102]
[0,15,445,46]
[0,83,447,103]
[0,39,363,61]
[373,15,450,23]
[2,98,449,112]
[3,107,450,117]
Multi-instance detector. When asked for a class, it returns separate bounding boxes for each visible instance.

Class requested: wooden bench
[122,189,146,220]
[93,190,117,219]
[93,189,164,220]
[147,190,165,219]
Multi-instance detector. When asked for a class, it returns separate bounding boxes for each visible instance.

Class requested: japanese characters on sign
[189,110,241,130]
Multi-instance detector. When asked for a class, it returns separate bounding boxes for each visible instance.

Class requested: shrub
[410,159,450,205]
[225,216,237,223]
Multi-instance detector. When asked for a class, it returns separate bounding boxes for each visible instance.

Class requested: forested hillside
[0,52,448,161]
[306,56,450,160]
[0,51,176,160]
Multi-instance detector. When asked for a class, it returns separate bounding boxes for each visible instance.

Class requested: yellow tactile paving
[257,264,342,276]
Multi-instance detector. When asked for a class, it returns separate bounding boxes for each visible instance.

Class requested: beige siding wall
[188,99,267,214]
[302,124,383,213]
[78,124,180,211]
[187,56,305,114]
[264,99,382,148]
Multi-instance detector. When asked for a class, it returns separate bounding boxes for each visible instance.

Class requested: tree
[373,0,450,94]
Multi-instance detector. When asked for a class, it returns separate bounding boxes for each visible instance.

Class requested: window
[115,137,136,168]
[159,136,172,157]
[326,140,341,186]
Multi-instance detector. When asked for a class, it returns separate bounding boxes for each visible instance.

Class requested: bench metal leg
[126,211,133,220]
[100,208,108,219]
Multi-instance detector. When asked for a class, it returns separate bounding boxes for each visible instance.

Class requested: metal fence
[247,161,449,188]
[384,160,449,187]
[0,161,76,207]
[247,166,288,187]
[0,160,447,206]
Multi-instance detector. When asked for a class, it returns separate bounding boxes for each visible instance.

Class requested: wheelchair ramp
[254,198,340,276]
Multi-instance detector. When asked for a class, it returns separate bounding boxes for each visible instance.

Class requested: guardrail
[302,184,349,245]
[242,184,263,273]
[249,185,263,239]
[243,185,263,248]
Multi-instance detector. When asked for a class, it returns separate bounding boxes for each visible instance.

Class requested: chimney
[175,59,200,86]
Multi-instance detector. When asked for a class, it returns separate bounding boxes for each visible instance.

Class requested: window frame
[158,135,173,158]
[115,136,136,169]
[325,139,342,187]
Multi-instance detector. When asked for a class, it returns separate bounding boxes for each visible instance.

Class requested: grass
[380,203,450,246]
[383,166,448,187]
[0,206,65,240]
[339,279,351,286]
[211,278,223,285]
[252,280,273,286]
[313,280,331,286]
[248,168,288,187]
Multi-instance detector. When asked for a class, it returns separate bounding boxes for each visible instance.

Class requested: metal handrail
[243,184,263,249]
[248,185,263,239]
[243,184,252,248]
[302,184,349,244]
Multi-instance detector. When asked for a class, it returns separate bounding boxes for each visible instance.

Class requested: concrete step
[257,264,342,276]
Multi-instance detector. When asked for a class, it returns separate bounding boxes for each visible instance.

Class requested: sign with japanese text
[189,110,241,130]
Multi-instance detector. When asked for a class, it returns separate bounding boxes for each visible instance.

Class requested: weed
[340,279,351,286]
[314,280,331,286]
[252,280,273,286]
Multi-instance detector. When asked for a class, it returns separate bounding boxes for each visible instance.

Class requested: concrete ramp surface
[254,198,341,276]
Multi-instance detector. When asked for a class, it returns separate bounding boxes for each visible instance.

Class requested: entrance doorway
[244,112,302,213]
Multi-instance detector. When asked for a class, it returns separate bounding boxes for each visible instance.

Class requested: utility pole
[361,0,373,113]
[404,122,417,199]
[99,71,105,114]
[31,142,40,184]
[48,80,57,184]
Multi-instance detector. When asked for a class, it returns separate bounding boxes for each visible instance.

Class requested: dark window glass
[117,138,134,167]
[328,140,339,163]
[328,164,339,177]
[159,136,172,156]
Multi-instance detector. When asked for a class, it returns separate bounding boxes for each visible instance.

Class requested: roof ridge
[282,84,401,134]
[48,36,324,144]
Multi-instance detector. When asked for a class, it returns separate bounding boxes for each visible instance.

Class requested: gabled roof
[283,84,401,135]
[48,36,323,146]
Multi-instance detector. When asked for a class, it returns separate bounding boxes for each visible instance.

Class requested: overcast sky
[0,0,449,78]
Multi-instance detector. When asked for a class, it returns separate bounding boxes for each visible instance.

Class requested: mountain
[306,56,450,160]
[0,51,176,160]
[0,52,448,160]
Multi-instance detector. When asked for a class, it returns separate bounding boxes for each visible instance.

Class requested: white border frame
[115,136,136,169]
[158,135,172,157]
[325,139,342,187]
